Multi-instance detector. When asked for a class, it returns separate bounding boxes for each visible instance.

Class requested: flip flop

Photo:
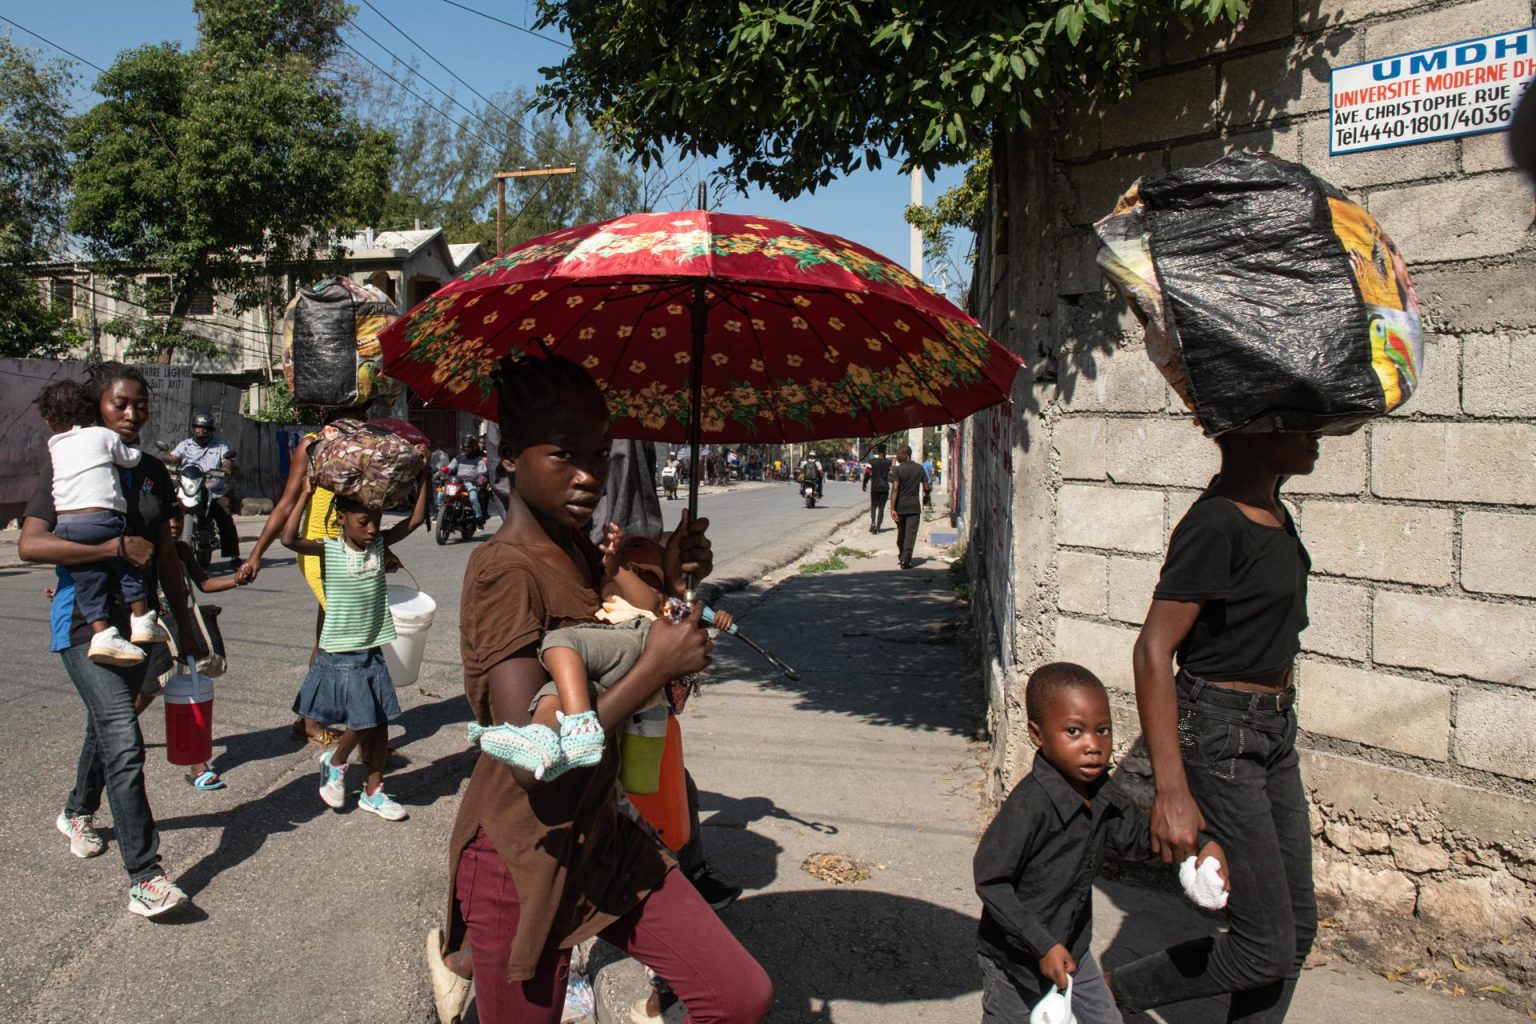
[186,770,225,791]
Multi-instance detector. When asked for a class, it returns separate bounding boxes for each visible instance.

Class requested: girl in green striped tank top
[282,469,430,821]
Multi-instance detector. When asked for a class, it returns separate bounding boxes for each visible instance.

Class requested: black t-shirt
[1154,491,1310,681]
[27,455,174,649]
[866,456,892,492]
[890,459,927,513]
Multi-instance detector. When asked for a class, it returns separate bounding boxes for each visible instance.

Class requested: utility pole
[908,170,926,461]
[494,166,578,253]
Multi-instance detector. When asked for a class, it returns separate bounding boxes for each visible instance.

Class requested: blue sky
[4,0,972,290]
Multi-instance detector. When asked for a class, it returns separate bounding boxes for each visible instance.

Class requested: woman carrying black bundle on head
[429,349,772,1024]
[1109,430,1321,1024]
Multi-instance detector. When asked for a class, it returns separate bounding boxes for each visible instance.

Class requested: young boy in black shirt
[973,662,1227,1022]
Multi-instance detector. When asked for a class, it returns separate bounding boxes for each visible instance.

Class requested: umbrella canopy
[378,210,1020,444]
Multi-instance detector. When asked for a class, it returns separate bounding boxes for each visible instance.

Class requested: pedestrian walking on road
[1110,430,1321,1023]
[889,444,929,568]
[434,352,770,1024]
[862,445,892,533]
[281,465,431,822]
[19,362,205,919]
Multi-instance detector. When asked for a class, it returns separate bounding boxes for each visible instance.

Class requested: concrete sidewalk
[590,507,1525,1024]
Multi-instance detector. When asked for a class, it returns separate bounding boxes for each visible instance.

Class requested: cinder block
[1366,173,1533,263]
[1298,0,1425,29]
[1455,687,1536,781]
[1299,501,1454,586]
[1166,0,1296,65]
[1365,0,1532,64]
[1300,119,1455,188]
[1284,431,1367,495]
[1098,67,1220,148]
[1462,131,1515,174]
[1165,488,1207,540]
[1058,485,1165,554]
[1105,418,1218,487]
[1067,152,1165,226]
[1057,550,1108,615]
[1372,422,1536,505]
[1055,416,1109,481]
[1054,616,1140,692]
[1058,227,1106,297]
[1375,592,1536,687]
[1461,511,1536,598]
[1301,579,1370,660]
[1219,36,1341,127]
[1388,335,1458,418]
[1108,556,1162,625]
[1059,343,1172,413]
[1462,333,1536,417]
[1298,661,1450,760]
[1224,121,1304,163]
[1411,263,1536,334]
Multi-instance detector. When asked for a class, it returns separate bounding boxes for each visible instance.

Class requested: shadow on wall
[707,568,983,738]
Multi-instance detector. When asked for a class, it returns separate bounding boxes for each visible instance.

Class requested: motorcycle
[157,443,231,568]
[435,467,480,544]
[802,480,818,509]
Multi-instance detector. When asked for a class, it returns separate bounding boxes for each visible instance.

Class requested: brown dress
[446,538,670,981]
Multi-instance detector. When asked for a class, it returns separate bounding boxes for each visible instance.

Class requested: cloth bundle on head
[282,277,404,408]
[309,418,426,511]
[1094,152,1424,436]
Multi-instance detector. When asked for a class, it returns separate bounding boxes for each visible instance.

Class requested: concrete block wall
[965,0,1536,989]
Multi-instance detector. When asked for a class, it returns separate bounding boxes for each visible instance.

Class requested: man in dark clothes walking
[863,445,892,533]
[890,444,929,569]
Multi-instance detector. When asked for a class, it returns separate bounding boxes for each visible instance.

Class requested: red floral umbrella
[379,209,1020,511]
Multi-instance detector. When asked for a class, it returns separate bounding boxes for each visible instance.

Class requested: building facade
[961,0,1535,991]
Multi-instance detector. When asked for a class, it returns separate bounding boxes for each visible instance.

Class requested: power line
[436,0,568,48]
[357,0,537,148]
[338,38,501,153]
[0,13,106,73]
[345,21,509,147]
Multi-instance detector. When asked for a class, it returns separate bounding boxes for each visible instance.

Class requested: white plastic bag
[1030,973,1076,1024]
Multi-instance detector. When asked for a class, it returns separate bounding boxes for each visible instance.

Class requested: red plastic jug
[164,659,214,766]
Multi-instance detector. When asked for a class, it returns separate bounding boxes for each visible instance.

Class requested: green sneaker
[357,788,408,821]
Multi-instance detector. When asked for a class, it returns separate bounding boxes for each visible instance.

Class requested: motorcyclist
[167,412,239,568]
[445,433,489,525]
[799,454,824,499]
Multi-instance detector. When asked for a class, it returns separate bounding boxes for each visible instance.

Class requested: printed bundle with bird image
[1093,151,1423,436]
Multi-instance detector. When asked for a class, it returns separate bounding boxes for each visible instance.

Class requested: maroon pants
[457,830,773,1024]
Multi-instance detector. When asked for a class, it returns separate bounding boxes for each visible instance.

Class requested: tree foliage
[67,0,394,361]
[373,85,666,251]
[0,34,81,357]
[535,0,1245,198]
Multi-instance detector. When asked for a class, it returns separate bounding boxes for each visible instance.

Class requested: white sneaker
[127,873,189,918]
[88,627,145,667]
[357,787,408,821]
[318,752,346,809]
[56,811,106,858]
[129,611,171,645]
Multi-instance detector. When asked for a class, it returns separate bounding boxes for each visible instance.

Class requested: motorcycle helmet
[192,412,215,432]
[462,433,479,449]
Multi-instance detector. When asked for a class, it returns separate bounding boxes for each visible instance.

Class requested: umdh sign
[1330,28,1535,155]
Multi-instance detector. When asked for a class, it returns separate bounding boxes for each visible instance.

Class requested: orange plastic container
[626,715,691,852]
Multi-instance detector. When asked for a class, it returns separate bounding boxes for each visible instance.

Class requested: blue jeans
[1110,675,1316,1023]
[60,644,162,883]
[54,511,146,623]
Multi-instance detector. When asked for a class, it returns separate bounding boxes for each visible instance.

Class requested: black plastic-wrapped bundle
[284,277,401,408]
[1095,152,1423,436]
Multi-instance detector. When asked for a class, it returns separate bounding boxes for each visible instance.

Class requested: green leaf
[970,82,986,106]
[1009,53,1027,78]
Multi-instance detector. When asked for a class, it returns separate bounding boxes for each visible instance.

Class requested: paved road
[0,480,864,1024]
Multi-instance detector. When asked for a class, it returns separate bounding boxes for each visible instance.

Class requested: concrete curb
[708,500,868,595]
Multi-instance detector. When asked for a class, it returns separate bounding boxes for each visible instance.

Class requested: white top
[48,426,141,513]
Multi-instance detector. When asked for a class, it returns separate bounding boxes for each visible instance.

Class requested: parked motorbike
[435,467,479,544]
[156,442,231,568]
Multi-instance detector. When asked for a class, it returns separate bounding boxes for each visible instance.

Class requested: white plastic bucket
[383,584,437,687]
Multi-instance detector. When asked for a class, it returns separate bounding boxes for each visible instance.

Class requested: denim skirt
[293,647,400,731]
